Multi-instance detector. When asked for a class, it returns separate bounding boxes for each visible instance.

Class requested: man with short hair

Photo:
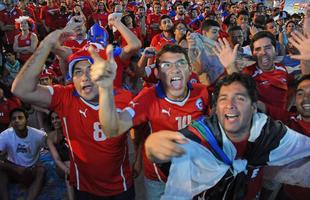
[146,2,162,42]
[11,15,141,199]
[173,3,190,24]
[150,15,175,51]
[215,31,294,111]
[144,73,310,200]
[201,19,220,41]
[0,108,46,200]
[91,44,210,200]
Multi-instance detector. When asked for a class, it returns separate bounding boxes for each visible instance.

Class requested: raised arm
[213,38,240,74]
[12,17,83,107]
[89,46,134,137]
[109,14,142,62]
[11,31,59,107]
[288,5,310,75]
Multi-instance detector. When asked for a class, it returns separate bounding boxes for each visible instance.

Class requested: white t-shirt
[0,127,47,167]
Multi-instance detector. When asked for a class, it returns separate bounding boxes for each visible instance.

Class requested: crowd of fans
[0,0,310,199]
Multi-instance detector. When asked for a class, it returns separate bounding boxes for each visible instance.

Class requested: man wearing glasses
[90,44,210,200]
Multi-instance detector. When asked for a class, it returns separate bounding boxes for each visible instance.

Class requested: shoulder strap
[191,117,232,166]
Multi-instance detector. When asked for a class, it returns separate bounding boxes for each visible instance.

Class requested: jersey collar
[155,81,193,106]
[72,89,116,110]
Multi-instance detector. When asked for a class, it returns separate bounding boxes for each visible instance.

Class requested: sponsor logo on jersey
[79,108,88,118]
[129,101,139,108]
[260,80,269,85]
[26,40,30,45]
[196,98,203,111]
[161,108,171,117]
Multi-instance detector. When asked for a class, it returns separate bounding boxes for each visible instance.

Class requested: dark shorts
[4,163,44,186]
[75,186,135,200]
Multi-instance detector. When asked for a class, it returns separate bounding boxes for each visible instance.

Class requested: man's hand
[89,45,117,88]
[142,47,156,58]
[108,13,122,27]
[289,31,310,61]
[213,38,239,72]
[145,131,188,163]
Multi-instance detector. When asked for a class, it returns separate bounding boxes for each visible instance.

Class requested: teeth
[302,104,310,109]
[171,77,181,81]
[225,114,238,118]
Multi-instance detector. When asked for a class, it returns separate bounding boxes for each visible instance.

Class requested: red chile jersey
[125,82,210,182]
[150,33,176,52]
[267,106,310,137]
[16,32,34,63]
[0,7,22,45]
[92,12,109,27]
[243,64,293,110]
[146,13,162,39]
[47,84,133,196]
[63,38,88,53]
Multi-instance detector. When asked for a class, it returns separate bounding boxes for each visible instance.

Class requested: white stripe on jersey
[63,117,80,190]
[164,90,191,107]
[120,143,127,191]
[149,122,165,183]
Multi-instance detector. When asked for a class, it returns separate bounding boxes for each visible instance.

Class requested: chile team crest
[196,98,203,111]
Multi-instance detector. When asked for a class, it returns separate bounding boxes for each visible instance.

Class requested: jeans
[144,177,166,200]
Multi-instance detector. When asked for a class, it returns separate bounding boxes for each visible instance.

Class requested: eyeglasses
[159,60,189,70]
[176,27,187,31]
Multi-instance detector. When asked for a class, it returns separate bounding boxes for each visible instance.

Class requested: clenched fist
[88,45,117,88]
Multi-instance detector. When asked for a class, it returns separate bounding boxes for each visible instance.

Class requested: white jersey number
[93,122,107,141]
[176,115,192,130]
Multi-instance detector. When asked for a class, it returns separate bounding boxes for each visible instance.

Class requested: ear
[154,68,159,79]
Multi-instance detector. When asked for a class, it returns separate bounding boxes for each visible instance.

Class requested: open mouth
[225,113,239,121]
[302,104,310,110]
[261,57,270,66]
[82,85,92,93]
[170,77,183,90]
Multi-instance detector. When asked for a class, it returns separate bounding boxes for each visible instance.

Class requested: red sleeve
[265,104,291,123]
[48,84,72,113]
[130,87,153,126]
[114,88,133,109]
[150,35,159,47]
[8,97,22,109]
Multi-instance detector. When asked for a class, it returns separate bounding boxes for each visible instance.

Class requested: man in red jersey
[144,73,310,200]
[150,15,176,51]
[11,16,141,199]
[90,44,210,200]
[39,0,58,33]
[63,13,141,88]
[146,2,162,42]
[0,0,22,48]
[214,31,294,112]
[172,3,191,24]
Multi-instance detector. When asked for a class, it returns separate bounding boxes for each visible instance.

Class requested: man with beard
[146,2,162,43]
[150,15,176,51]
[173,3,190,24]
[214,31,294,112]
[91,44,210,200]
[0,0,22,48]
[0,108,46,200]
[143,73,310,200]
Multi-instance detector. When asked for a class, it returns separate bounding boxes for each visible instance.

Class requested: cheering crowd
[1,0,310,199]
